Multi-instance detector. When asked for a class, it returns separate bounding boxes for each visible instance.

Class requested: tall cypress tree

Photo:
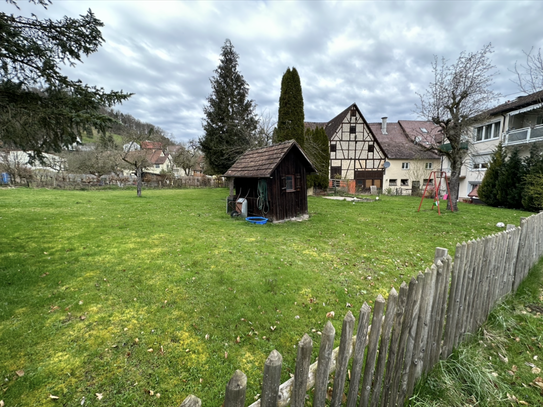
[276,67,305,147]
[199,39,258,175]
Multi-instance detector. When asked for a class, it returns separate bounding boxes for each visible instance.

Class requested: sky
[7,0,543,143]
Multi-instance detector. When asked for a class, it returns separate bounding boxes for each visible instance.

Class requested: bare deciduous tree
[417,43,499,211]
[171,141,202,176]
[514,47,543,94]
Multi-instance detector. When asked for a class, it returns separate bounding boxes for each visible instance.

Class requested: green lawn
[0,188,529,406]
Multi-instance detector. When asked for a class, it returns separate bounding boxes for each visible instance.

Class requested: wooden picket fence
[181,212,543,407]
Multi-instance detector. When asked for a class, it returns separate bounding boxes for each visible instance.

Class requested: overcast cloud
[8,0,543,143]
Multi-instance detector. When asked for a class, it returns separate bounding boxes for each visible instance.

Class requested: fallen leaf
[532,367,541,374]
[79,301,83,305]
[147,348,153,353]
[96,393,103,400]
[205,334,209,340]
[156,393,160,398]
[326,311,335,318]
[270,326,276,331]
[236,336,240,343]
[16,370,24,377]
[531,377,543,389]
[79,315,86,320]
[200,378,203,383]
[49,394,59,400]
[225,351,228,359]
[519,401,529,405]
[0,400,4,407]
[498,353,509,364]
[149,390,154,396]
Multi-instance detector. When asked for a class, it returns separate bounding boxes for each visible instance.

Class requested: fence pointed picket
[442,243,465,359]
[180,395,201,407]
[381,281,408,407]
[432,255,451,366]
[370,288,398,407]
[225,370,247,407]
[389,277,418,407]
[359,294,386,407]
[346,303,371,407]
[331,311,355,407]
[261,350,282,407]
[313,320,336,407]
[408,267,434,394]
[398,272,424,405]
[291,334,313,407]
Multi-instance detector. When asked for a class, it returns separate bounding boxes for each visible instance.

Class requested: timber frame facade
[325,104,387,190]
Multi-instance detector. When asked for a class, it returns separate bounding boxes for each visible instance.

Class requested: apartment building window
[401,179,409,186]
[474,121,500,141]
[402,162,410,170]
[425,162,432,169]
[389,179,397,186]
[472,154,490,170]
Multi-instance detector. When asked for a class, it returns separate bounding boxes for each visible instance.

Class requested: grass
[0,188,531,406]
[410,259,543,406]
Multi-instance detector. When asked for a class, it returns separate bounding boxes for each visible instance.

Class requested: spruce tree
[503,148,524,208]
[199,39,258,175]
[522,144,543,211]
[478,143,507,207]
[276,67,305,147]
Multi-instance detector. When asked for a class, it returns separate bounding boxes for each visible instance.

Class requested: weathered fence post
[331,312,355,407]
[313,321,336,407]
[360,294,386,407]
[291,334,313,407]
[381,282,408,407]
[442,243,465,359]
[370,288,398,407]
[180,395,201,407]
[398,272,424,404]
[261,350,282,407]
[346,303,371,407]
[224,370,247,407]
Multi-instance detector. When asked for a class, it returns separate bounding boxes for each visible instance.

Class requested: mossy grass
[0,188,530,406]
[410,258,543,406]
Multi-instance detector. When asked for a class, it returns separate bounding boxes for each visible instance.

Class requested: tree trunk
[448,155,462,211]
[136,166,142,197]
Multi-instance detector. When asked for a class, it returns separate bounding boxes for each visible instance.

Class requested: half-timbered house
[323,104,388,191]
[223,140,316,222]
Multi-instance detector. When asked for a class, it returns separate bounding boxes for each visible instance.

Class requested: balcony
[504,124,543,146]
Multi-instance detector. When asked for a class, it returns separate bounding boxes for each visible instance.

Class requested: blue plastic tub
[246,217,268,225]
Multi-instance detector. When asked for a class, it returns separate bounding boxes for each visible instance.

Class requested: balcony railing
[505,124,543,145]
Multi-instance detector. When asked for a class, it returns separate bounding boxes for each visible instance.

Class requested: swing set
[417,171,453,215]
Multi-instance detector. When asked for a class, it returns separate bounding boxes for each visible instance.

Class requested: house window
[423,178,434,186]
[331,166,342,179]
[330,143,337,153]
[367,144,374,153]
[401,179,409,186]
[389,179,397,186]
[350,108,356,117]
[155,164,160,168]
[425,162,432,169]
[285,175,294,191]
[350,125,356,134]
[402,162,410,170]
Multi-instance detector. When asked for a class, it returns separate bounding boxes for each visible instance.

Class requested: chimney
[381,117,388,135]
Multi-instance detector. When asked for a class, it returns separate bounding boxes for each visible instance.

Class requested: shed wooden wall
[233,148,310,222]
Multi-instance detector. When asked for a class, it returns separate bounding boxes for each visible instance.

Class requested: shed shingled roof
[223,140,316,178]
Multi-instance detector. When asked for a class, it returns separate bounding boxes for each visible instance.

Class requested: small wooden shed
[223,140,317,222]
